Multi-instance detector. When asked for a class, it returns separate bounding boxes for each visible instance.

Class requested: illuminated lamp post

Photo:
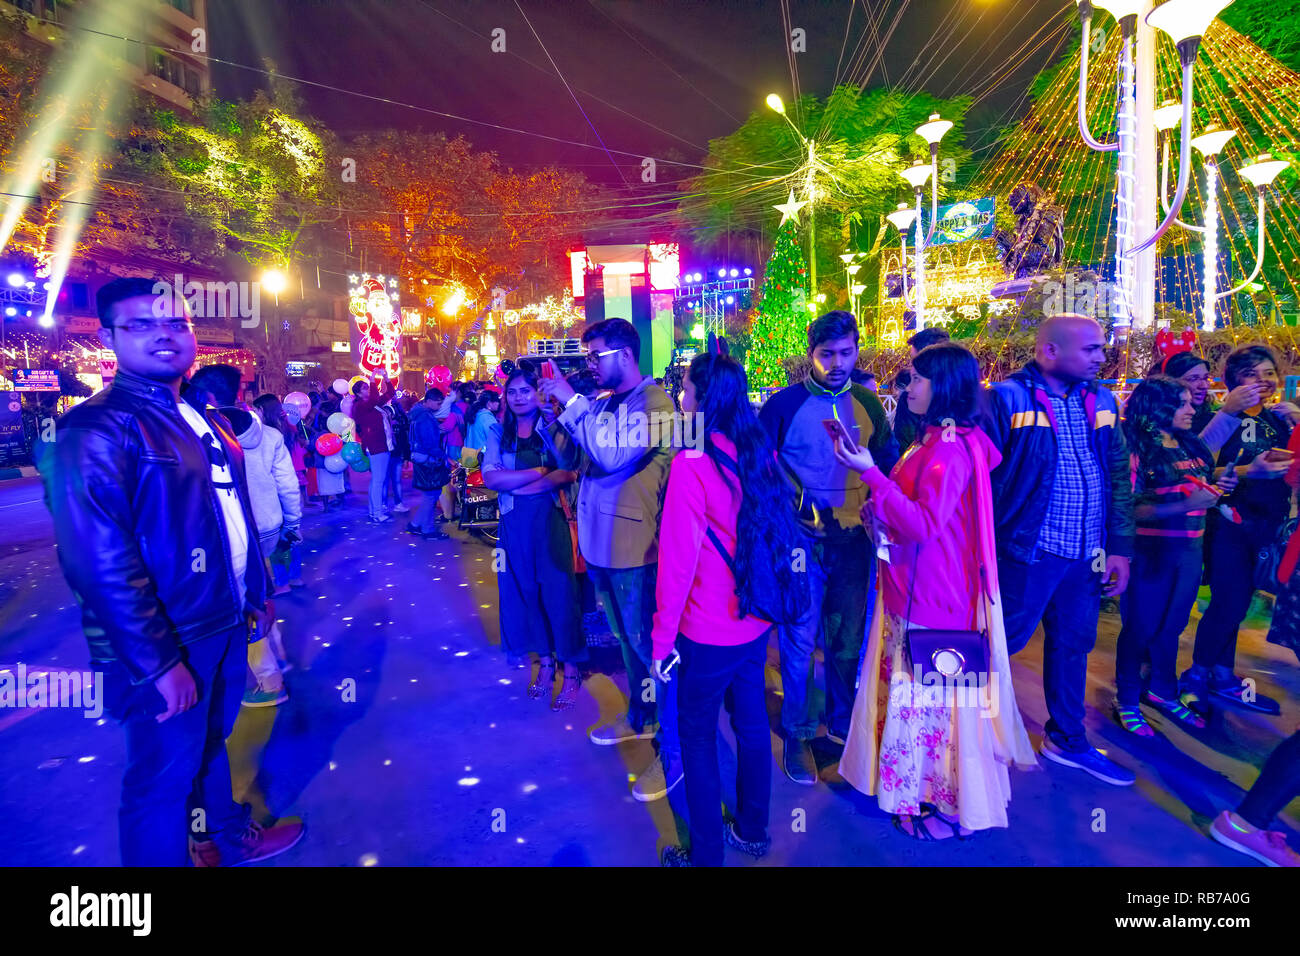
[899,161,934,329]
[1217,152,1290,313]
[1188,124,1236,330]
[1075,0,1236,330]
[767,93,818,290]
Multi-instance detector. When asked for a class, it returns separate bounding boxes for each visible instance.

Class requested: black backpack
[701,448,811,628]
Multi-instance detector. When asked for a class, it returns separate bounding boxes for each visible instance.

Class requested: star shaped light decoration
[773,189,809,226]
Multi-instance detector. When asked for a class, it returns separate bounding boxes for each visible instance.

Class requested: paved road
[1,475,1296,866]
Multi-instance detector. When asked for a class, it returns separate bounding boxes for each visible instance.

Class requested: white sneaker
[391,503,410,513]
[370,513,392,523]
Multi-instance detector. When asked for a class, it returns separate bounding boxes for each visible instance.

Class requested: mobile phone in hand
[541,361,555,380]
[822,417,858,452]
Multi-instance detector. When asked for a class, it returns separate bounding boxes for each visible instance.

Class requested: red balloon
[315,433,343,456]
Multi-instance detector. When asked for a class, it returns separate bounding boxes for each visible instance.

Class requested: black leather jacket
[39,369,270,685]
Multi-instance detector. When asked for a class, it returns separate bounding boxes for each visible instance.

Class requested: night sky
[208,0,1072,185]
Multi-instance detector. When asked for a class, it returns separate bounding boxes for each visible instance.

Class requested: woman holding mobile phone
[1114,377,1237,737]
[832,342,1037,841]
[651,353,808,866]
[1182,345,1294,714]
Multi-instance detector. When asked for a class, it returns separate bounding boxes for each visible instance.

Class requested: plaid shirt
[1037,387,1105,559]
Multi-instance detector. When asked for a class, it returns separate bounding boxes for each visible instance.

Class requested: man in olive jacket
[539,318,681,803]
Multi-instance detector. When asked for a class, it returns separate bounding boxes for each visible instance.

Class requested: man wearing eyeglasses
[538,318,682,805]
[38,276,303,866]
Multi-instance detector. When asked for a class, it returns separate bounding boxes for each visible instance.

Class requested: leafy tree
[678,85,973,307]
[347,130,599,373]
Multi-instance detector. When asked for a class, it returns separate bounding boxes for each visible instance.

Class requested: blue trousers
[1000,551,1102,753]
[677,632,771,867]
[778,532,871,741]
[101,625,251,866]
[587,562,678,763]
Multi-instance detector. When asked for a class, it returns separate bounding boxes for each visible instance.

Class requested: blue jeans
[1000,551,1101,753]
[367,451,391,518]
[383,451,404,507]
[101,625,251,866]
[1116,537,1203,706]
[778,532,871,741]
[677,632,771,867]
[587,562,678,763]
[271,541,303,587]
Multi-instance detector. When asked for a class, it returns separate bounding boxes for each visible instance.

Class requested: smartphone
[541,361,555,380]
[660,649,682,678]
[822,417,859,452]
[1264,448,1295,463]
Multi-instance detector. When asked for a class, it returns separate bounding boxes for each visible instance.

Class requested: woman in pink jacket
[833,342,1037,840]
[651,352,809,866]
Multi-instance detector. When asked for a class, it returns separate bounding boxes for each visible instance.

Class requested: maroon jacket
[353,377,394,455]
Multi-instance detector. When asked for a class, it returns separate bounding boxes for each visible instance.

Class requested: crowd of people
[34,275,1300,868]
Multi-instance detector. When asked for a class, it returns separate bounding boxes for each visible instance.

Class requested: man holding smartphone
[538,318,681,803]
[758,311,898,786]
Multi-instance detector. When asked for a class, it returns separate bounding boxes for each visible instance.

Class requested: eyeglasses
[114,318,193,335]
[585,347,622,365]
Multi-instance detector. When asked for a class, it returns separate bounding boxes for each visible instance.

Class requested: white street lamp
[1130,0,1236,256]
[1215,153,1291,304]
[1190,124,1237,331]
[886,201,919,315]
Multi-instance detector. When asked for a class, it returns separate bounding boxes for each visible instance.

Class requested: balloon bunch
[315,406,369,474]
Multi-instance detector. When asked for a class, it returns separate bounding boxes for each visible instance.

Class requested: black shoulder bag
[900,435,989,681]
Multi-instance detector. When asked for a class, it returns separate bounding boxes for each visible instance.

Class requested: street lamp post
[1189,124,1236,330]
[1075,0,1235,330]
[886,201,919,333]
[766,93,818,292]
[900,160,935,329]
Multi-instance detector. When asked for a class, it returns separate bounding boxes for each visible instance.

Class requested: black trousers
[1238,730,1300,830]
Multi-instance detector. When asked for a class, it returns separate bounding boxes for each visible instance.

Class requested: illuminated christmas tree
[748,202,809,388]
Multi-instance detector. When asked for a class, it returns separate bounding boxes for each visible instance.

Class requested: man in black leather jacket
[38,276,303,867]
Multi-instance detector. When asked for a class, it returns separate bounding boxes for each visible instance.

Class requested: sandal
[1114,703,1156,737]
[552,668,581,712]
[527,659,554,700]
[893,809,970,842]
[1143,692,1207,730]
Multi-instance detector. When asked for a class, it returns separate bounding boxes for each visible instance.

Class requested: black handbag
[1255,514,1299,595]
[412,458,448,491]
[900,435,989,681]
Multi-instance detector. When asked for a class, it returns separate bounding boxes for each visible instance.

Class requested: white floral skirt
[839,597,1038,832]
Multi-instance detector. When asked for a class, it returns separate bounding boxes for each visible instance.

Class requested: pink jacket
[859,425,1002,630]
[651,434,772,660]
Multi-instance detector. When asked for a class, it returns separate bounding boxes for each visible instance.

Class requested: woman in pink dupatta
[833,343,1037,840]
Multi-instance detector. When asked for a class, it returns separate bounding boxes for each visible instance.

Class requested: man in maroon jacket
[352,373,395,522]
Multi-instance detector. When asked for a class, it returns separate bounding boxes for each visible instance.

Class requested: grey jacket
[557,376,677,568]
[481,416,579,516]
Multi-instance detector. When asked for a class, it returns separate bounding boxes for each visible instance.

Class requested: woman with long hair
[651,352,809,866]
[1115,376,1237,736]
[482,367,586,709]
[834,342,1037,840]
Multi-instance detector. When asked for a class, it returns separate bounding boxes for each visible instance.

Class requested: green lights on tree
[747,219,809,388]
